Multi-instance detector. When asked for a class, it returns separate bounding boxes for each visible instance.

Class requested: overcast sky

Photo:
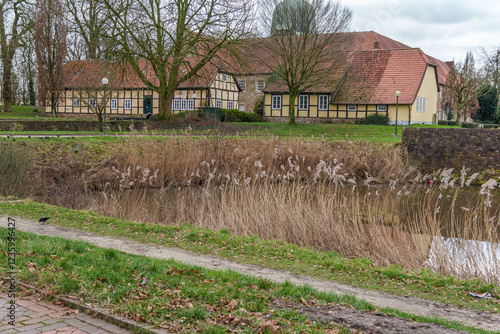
[348,0,500,62]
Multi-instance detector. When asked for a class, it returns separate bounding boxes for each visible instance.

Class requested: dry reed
[33,134,500,283]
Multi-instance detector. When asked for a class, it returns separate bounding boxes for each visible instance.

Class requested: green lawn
[0,105,48,119]
[1,199,498,321]
[220,122,458,142]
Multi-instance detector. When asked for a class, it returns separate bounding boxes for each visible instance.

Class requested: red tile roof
[264,48,438,105]
[63,58,223,89]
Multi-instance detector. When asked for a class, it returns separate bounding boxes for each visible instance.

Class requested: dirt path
[3,216,500,332]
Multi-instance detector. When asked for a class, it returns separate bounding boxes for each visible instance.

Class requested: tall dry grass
[0,141,37,197]
[33,134,500,283]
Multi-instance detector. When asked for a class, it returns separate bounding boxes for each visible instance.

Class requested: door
[143,95,153,114]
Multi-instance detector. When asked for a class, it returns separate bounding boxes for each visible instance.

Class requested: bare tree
[256,0,351,124]
[65,0,116,60]
[0,0,34,112]
[443,52,483,126]
[101,0,253,119]
[15,28,37,106]
[36,0,67,118]
[480,47,500,100]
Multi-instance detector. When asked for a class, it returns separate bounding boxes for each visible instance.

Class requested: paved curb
[3,278,167,334]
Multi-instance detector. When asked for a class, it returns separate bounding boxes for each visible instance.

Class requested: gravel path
[2,216,499,332]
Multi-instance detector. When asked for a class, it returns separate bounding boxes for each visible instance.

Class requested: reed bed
[9,134,499,283]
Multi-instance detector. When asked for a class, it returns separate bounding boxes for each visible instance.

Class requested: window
[187,99,195,110]
[239,104,245,111]
[216,99,222,108]
[228,101,234,109]
[256,79,264,92]
[298,95,309,110]
[180,99,187,111]
[238,80,246,92]
[318,95,329,111]
[377,105,388,112]
[88,98,96,107]
[222,74,227,82]
[111,99,118,110]
[124,98,132,110]
[172,99,180,110]
[73,98,80,107]
[416,97,426,113]
[272,95,282,110]
[347,105,357,112]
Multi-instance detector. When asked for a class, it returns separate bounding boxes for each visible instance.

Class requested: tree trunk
[97,113,103,132]
[29,79,36,106]
[289,92,297,125]
[159,87,175,119]
[2,59,13,112]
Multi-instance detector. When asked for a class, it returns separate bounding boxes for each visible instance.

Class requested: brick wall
[403,128,500,178]
[236,74,268,112]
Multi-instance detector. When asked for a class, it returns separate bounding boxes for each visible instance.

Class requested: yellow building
[52,60,241,117]
[263,48,440,125]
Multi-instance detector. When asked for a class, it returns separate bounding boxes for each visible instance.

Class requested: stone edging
[3,278,167,334]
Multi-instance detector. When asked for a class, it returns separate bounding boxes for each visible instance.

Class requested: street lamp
[102,77,109,135]
[394,90,401,138]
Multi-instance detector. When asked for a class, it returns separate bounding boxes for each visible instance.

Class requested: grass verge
[0,228,493,333]
[0,199,498,316]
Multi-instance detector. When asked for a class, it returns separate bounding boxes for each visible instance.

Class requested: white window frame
[298,95,309,110]
[187,99,195,111]
[111,98,118,110]
[239,104,245,111]
[256,79,264,92]
[227,101,234,109]
[73,98,80,107]
[238,80,246,92]
[347,105,357,112]
[88,98,96,107]
[172,99,180,110]
[377,105,388,112]
[318,95,329,111]
[272,95,282,110]
[124,98,132,110]
[216,99,222,108]
[180,99,187,111]
[416,97,426,113]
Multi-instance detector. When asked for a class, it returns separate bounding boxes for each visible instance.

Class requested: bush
[253,96,264,118]
[461,122,500,129]
[221,109,263,122]
[438,120,457,126]
[355,113,389,125]
[0,141,35,197]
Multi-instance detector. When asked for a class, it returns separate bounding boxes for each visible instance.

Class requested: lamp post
[394,90,401,138]
[102,77,109,135]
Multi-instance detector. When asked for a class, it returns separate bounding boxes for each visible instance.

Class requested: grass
[0,227,494,333]
[0,109,460,142]
[0,105,48,119]
[219,122,459,142]
[1,199,498,316]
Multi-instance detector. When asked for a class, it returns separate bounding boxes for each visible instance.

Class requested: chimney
[374,41,381,50]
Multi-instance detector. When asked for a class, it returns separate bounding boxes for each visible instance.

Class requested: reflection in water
[427,237,500,281]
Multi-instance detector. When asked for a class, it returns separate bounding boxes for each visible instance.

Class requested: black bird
[28,135,31,138]
[39,217,50,223]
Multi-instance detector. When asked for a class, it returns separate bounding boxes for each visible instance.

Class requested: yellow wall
[410,65,438,124]
[264,66,439,125]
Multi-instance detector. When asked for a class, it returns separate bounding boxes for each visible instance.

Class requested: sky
[348,0,500,62]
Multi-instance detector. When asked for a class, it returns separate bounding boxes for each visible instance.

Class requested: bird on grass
[39,217,50,223]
